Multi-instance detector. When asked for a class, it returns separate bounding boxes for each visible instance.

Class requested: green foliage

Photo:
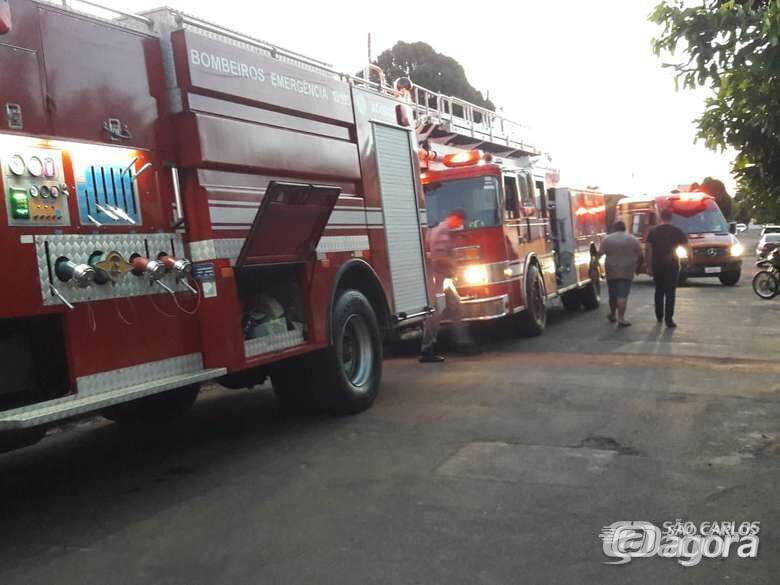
[372,41,495,111]
[698,176,733,218]
[650,0,780,222]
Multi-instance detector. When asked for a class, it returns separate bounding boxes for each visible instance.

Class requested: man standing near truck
[598,220,643,327]
[419,209,475,363]
[647,208,689,328]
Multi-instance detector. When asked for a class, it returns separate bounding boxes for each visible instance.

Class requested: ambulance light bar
[674,192,711,202]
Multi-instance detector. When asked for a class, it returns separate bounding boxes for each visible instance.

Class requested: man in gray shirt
[598,221,643,327]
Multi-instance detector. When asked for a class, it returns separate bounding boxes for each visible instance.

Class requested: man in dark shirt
[646,208,689,327]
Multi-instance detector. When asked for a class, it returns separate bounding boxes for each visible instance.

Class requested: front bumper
[443,293,510,323]
[681,259,742,277]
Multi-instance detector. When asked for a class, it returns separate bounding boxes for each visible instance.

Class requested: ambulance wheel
[0,427,46,453]
[319,289,383,415]
[719,270,740,286]
[580,268,601,310]
[560,289,582,311]
[517,264,547,337]
[102,384,200,424]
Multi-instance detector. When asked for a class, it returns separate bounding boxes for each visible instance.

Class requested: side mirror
[729,221,737,235]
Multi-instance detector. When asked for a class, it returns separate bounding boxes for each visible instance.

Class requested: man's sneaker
[419,352,445,363]
[665,321,677,328]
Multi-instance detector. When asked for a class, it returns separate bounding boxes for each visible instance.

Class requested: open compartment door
[237,181,341,267]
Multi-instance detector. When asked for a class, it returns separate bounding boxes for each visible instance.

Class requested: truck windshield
[670,200,729,234]
[424,176,501,230]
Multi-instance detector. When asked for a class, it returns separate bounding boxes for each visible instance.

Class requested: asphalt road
[1,227,777,585]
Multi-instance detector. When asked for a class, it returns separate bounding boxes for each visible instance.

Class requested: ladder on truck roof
[49,0,535,156]
[409,84,541,158]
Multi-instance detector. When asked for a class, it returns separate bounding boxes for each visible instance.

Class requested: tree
[650,1,780,222]
[699,176,732,219]
[371,41,495,111]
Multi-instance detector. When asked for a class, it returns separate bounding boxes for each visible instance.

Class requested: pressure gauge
[29,185,39,198]
[39,185,50,198]
[50,186,60,198]
[27,156,44,177]
[8,154,25,176]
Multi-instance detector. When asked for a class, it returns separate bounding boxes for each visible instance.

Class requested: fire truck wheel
[0,427,46,453]
[560,290,582,311]
[320,289,383,415]
[718,271,741,286]
[101,384,200,425]
[580,270,601,310]
[271,354,324,414]
[517,265,547,337]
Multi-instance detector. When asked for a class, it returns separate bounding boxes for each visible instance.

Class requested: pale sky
[94,0,736,196]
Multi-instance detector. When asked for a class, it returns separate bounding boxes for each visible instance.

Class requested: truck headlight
[462,264,488,285]
[675,246,688,259]
[731,242,744,256]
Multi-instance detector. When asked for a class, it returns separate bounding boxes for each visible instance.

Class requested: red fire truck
[407,84,607,333]
[616,191,743,285]
[0,1,435,449]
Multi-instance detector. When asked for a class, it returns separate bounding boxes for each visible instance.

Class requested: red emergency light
[675,191,711,202]
[442,149,492,168]
[0,0,11,34]
[575,204,606,216]
[666,191,713,217]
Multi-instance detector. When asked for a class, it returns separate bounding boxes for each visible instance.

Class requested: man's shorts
[607,278,633,301]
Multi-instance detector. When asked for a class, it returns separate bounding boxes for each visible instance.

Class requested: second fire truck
[406,83,607,334]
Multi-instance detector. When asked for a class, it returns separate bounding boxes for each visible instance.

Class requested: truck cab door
[236,181,340,267]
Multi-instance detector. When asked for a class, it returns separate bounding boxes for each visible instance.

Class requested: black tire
[272,289,383,416]
[102,384,200,424]
[271,353,324,414]
[560,289,582,311]
[579,263,601,310]
[319,289,383,415]
[718,271,740,286]
[0,427,46,453]
[678,274,688,286]
[517,264,547,336]
[752,270,778,300]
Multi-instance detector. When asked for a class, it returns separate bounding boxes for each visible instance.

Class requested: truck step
[0,368,226,430]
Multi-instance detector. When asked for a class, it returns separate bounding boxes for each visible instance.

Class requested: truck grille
[693,247,728,258]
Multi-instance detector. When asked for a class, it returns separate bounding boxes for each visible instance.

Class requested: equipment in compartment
[2,147,71,226]
[237,264,307,358]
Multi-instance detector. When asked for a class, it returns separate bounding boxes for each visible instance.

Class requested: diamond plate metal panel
[0,367,226,430]
[215,238,245,262]
[189,239,217,262]
[244,327,305,358]
[316,235,369,254]
[77,353,204,396]
[35,233,190,306]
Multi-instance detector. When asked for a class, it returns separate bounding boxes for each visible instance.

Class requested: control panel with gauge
[2,149,72,227]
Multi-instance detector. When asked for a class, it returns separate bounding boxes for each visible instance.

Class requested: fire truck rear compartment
[236,264,308,353]
[0,315,69,410]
